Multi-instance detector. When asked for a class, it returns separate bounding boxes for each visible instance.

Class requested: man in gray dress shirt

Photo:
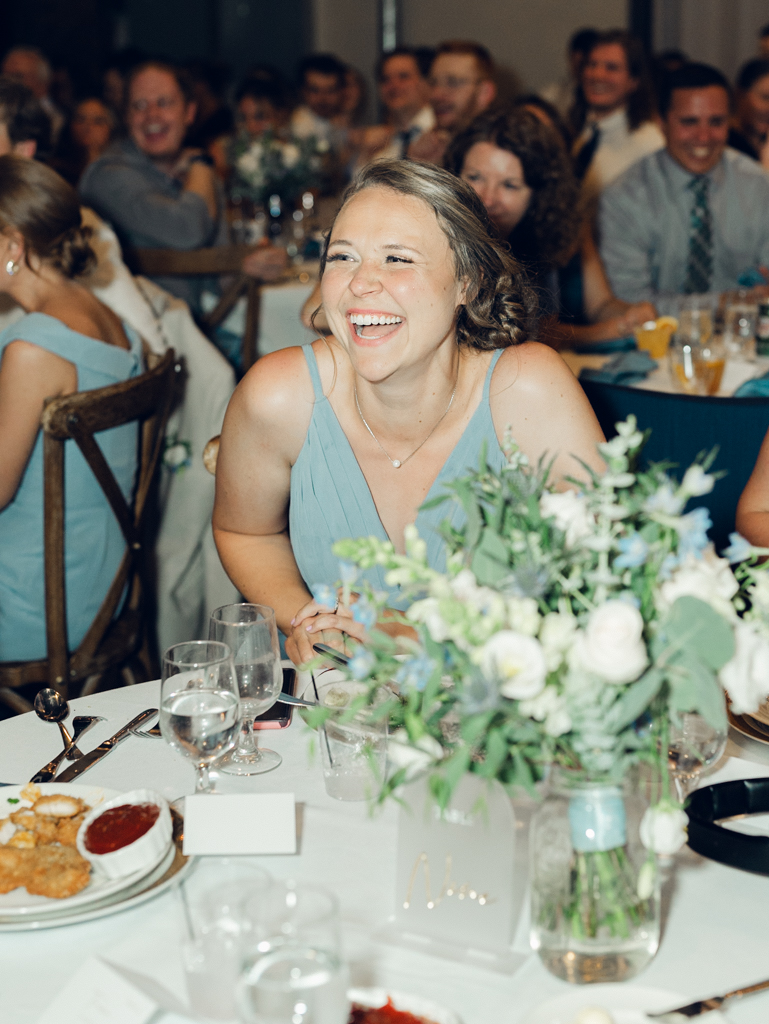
[599,63,769,315]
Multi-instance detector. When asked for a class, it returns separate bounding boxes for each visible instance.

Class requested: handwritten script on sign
[403,851,496,909]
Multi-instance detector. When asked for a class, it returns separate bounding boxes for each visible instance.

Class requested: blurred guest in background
[410,41,497,166]
[210,75,289,178]
[600,64,769,313]
[52,97,116,185]
[356,47,434,165]
[102,48,145,115]
[2,47,64,144]
[730,59,769,169]
[446,109,656,348]
[0,78,51,160]
[291,53,347,145]
[759,24,769,59]
[341,66,368,129]
[541,27,599,119]
[571,30,664,203]
[185,60,234,153]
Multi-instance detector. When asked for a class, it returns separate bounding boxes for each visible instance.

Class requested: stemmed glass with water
[668,711,728,801]
[209,604,284,775]
[160,641,241,794]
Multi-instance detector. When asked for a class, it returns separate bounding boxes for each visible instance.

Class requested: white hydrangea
[658,549,738,621]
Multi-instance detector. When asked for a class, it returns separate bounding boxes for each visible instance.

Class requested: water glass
[237,947,349,1024]
[160,641,241,794]
[242,880,341,961]
[209,604,283,776]
[181,859,273,1022]
[310,679,388,802]
[723,300,758,360]
[668,711,728,800]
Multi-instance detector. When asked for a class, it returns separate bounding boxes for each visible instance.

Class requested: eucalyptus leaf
[668,651,728,731]
[470,527,510,585]
[662,596,735,670]
[606,669,664,731]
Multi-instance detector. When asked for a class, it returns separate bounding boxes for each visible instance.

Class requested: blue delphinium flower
[723,532,753,565]
[659,553,679,579]
[676,506,712,558]
[614,532,649,569]
[348,648,375,680]
[352,598,377,631]
[310,583,336,609]
[395,655,435,692]
[339,561,359,586]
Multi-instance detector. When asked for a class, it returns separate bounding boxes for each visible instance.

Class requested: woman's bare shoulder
[492,341,579,398]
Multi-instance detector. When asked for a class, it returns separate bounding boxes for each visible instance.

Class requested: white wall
[655,0,769,82]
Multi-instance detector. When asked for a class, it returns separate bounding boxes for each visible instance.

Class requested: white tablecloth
[2,682,769,1023]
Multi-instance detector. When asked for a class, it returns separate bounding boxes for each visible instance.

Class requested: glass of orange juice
[634,316,678,359]
[670,335,725,395]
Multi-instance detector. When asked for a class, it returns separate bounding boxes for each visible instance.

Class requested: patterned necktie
[684,175,712,294]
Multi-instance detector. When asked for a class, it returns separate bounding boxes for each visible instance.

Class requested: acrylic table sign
[378,773,527,973]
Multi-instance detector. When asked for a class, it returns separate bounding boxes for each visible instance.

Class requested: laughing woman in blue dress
[0,156,142,662]
[213,161,605,665]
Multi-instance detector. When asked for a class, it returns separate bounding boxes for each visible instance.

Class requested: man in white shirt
[290,53,347,146]
[357,47,435,165]
[572,30,664,204]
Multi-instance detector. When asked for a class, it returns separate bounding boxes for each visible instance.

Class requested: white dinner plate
[348,987,462,1024]
[0,782,169,916]
[521,984,729,1024]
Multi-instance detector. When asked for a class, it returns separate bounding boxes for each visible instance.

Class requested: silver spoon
[33,688,86,759]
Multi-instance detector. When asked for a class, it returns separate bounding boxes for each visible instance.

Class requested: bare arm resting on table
[212,347,367,665]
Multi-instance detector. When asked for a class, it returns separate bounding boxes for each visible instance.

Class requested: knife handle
[30,750,69,784]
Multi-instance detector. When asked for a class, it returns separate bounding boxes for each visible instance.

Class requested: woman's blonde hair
[319,159,537,349]
[0,154,94,278]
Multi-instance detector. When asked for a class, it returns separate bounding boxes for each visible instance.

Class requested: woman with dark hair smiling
[445,108,657,348]
[731,58,769,170]
[214,160,605,665]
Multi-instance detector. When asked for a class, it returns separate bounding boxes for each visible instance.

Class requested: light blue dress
[0,313,142,661]
[289,344,507,608]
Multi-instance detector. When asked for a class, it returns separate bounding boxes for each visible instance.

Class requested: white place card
[36,957,159,1024]
[183,792,296,855]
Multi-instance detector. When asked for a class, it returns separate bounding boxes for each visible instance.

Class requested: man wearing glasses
[409,41,497,166]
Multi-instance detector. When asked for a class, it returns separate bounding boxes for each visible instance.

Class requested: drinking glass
[668,711,728,800]
[237,947,349,1024]
[209,604,283,775]
[160,640,240,794]
[723,299,758,360]
[669,334,726,395]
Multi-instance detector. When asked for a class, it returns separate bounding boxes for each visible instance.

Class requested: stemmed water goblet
[209,603,284,775]
[668,711,728,801]
[160,640,241,794]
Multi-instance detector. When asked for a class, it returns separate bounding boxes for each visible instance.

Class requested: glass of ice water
[209,604,284,775]
[237,947,349,1024]
[160,640,241,793]
[311,679,388,802]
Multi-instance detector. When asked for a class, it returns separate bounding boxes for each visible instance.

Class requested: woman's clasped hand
[212,160,605,666]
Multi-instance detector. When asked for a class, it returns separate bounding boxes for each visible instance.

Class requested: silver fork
[647,977,769,1020]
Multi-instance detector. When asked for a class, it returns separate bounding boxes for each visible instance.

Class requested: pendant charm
[392,460,402,468]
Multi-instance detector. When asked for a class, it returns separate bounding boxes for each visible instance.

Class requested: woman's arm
[491,342,605,486]
[736,425,769,546]
[212,346,366,664]
[0,341,75,510]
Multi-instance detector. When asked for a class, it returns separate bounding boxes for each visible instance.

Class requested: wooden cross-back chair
[132,245,262,371]
[0,349,181,713]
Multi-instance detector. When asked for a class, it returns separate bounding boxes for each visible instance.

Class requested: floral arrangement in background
[229,130,327,206]
[311,418,769,947]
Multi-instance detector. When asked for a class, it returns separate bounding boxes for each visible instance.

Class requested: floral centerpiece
[311,418,769,980]
[229,130,328,207]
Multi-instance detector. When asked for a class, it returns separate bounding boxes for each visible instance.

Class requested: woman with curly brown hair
[214,160,604,664]
[446,108,657,348]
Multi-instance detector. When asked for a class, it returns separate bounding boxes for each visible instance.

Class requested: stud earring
[5,259,19,276]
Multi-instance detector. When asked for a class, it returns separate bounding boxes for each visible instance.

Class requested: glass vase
[529,767,660,984]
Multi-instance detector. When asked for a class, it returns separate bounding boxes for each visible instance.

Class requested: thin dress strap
[301,342,325,400]
[484,347,505,399]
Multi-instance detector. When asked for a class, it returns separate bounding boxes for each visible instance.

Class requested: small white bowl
[76,788,172,880]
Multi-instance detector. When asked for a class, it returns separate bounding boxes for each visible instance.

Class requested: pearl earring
[5,259,19,276]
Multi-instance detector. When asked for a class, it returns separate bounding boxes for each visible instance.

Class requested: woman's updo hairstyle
[0,154,95,278]
[320,159,537,350]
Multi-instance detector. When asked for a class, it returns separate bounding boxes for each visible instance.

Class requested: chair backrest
[40,348,180,688]
[581,379,769,552]
[131,246,262,371]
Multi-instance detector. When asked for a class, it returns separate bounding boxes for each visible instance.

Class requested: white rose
[574,601,648,684]
[282,143,301,168]
[539,612,578,670]
[659,549,738,620]
[406,598,450,642]
[507,597,540,636]
[388,729,443,781]
[480,631,547,700]
[719,621,769,714]
[639,802,688,855]
[539,490,593,547]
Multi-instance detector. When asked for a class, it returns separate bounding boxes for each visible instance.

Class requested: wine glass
[160,640,241,794]
[209,604,283,775]
[668,711,728,801]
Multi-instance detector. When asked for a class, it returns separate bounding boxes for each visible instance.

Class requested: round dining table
[2,678,769,1024]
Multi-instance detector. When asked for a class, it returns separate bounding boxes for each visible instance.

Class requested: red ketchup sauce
[85,803,160,854]
[349,1000,430,1024]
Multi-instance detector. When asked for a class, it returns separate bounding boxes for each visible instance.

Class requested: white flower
[639,802,688,855]
[479,631,547,700]
[658,549,739,620]
[644,481,685,516]
[388,729,443,781]
[539,490,593,547]
[282,142,301,168]
[450,568,478,601]
[406,598,450,642]
[748,572,769,616]
[539,612,578,670]
[519,685,572,736]
[681,464,715,498]
[507,597,540,636]
[164,443,189,468]
[573,601,648,684]
[719,621,769,714]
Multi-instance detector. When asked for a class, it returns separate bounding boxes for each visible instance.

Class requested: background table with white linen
[2,681,769,1024]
